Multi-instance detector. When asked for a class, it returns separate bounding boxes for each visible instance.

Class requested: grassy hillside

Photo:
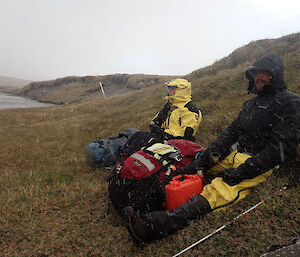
[0,75,32,92]
[187,32,300,80]
[0,33,299,256]
[16,74,178,104]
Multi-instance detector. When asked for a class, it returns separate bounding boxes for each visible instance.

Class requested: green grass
[0,77,299,256]
[0,34,300,256]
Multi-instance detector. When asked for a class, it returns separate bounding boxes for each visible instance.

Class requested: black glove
[195,148,221,172]
[149,121,164,134]
[218,167,246,186]
[218,156,263,186]
[174,148,220,177]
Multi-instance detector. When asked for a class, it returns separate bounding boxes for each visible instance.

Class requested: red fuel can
[164,174,204,211]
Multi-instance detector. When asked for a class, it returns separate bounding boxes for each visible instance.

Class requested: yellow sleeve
[163,108,202,137]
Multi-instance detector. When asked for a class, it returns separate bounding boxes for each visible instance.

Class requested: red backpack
[108,139,204,213]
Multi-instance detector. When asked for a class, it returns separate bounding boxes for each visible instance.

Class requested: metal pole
[99,82,106,98]
[172,184,292,257]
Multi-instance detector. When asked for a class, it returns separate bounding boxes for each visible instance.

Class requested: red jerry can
[164,174,204,211]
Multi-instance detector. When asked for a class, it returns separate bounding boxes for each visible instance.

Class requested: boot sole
[122,207,145,244]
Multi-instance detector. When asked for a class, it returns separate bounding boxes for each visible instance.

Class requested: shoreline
[0,92,55,110]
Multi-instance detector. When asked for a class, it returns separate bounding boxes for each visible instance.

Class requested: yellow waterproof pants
[201,150,275,210]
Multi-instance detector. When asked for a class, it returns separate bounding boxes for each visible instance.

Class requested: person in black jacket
[122,53,300,243]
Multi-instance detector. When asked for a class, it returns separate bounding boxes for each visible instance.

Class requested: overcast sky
[0,0,300,81]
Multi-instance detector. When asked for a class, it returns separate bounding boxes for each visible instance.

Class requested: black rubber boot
[122,206,155,244]
[123,195,212,243]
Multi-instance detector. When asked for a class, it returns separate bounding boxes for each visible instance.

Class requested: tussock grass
[1,73,299,256]
[1,38,300,256]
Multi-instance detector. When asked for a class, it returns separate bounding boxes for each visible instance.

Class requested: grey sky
[0,0,300,81]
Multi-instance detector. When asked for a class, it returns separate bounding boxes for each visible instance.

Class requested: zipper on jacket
[251,98,258,116]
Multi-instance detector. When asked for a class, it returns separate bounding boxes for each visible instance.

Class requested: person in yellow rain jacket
[149,79,201,141]
[123,54,300,243]
[121,78,201,158]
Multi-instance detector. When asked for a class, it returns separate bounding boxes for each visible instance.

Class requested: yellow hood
[165,79,192,106]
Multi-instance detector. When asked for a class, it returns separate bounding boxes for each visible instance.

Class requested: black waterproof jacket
[210,54,300,178]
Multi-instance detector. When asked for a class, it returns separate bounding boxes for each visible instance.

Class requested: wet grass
[0,56,299,256]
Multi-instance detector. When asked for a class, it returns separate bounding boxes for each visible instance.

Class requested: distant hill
[186,32,300,80]
[16,74,178,104]
[0,75,32,92]
[14,32,300,105]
